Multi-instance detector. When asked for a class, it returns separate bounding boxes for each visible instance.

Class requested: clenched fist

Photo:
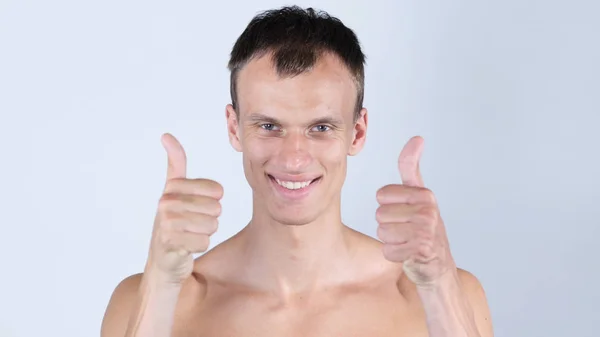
[376,136,456,287]
[145,133,224,285]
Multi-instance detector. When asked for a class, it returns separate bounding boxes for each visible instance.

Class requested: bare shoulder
[456,268,494,337]
[101,270,208,337]
[192,234,247,279]
[100,273,143,337]
[350,226,494,336]
[456,268,487,295]
[344,227,407,284]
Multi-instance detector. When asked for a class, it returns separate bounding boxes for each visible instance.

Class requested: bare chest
[171,286,428,337]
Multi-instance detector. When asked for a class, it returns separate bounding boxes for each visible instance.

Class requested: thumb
[161,133,187,181]
[398,135,425,187]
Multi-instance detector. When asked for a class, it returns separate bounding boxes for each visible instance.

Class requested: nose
[277,131,313,173]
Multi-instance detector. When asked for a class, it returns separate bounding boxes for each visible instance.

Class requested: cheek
[317,138,348,167]
[242,136,277,169]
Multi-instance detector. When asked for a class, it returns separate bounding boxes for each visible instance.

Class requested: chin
[266,203,319,226]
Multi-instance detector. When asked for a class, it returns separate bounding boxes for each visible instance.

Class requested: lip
[267,174,322,201]
[267,173,322,182]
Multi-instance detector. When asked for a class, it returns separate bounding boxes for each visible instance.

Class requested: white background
[1,0,598,336]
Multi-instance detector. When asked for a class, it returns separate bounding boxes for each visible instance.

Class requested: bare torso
[167,230,430,337]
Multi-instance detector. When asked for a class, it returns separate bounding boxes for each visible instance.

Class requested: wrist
[415,266,460,293]
[142,267,186,292]
[414,268,481,337]
[124,271,182,337]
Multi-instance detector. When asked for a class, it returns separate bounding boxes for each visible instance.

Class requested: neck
[236,195,357,298]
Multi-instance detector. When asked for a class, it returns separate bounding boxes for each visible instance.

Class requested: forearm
[124,272,182,337]
[417,270,481,337]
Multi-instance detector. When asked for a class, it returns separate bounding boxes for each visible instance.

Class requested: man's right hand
[145,133,224,286]
[101,133,223,337]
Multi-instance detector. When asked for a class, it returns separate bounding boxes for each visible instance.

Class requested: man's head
[225,6,368,226]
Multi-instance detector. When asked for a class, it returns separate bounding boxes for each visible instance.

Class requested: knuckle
[376,184,400,203]
[376,224,389,241]
[195,196,221,217]
[421,188,436,204]
[214,183,225,199]
[415,226,434,242]
[163,210,180,222]
[382,244,403,262]
[417,206,438,224]
[213,201,222,217]
[375,205,388,223]
[195,179,224,199]
[381,243,394,259]
[418,242,434,257]
[208,218,219,234]
[158,193,179,210]
[187,214,218,235]
[197,235,210,251]
[379,223,408,244]
[375,187,386,202]
[203,178,224,195]
[159,211,181,229]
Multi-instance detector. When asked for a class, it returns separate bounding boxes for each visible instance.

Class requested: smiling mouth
[267,175,322,190]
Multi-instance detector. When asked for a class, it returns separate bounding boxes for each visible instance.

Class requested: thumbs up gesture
[145,133,224,285]
[376,136,456,287]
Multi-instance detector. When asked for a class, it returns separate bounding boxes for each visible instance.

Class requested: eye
[260,123,280,131]
[311,125,331,132]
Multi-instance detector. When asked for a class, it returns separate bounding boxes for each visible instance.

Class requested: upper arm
[457,268,494,337]
[100,273,143,337]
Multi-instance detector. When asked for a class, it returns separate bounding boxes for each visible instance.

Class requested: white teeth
[275,178,312,190]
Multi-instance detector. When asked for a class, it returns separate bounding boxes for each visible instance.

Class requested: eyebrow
[246,113,345,126]
[247,113,281,125]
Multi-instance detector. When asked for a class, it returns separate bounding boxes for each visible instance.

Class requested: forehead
[235,52,357,118]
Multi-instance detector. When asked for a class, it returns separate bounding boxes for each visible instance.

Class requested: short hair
[227,6,366,120]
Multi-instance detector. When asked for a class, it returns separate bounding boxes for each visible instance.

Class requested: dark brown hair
[227,6,366,120]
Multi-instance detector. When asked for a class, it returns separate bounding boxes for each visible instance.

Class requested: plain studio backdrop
[1,0,598,336]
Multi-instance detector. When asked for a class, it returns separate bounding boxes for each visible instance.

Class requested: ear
[225,104,242,152]
[348,107,368,156]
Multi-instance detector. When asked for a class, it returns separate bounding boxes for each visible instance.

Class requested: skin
[101,52,494,337]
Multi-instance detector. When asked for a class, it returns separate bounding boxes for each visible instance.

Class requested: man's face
[226,52,367,226]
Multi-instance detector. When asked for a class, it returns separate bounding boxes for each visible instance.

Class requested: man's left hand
[376,136,456,286]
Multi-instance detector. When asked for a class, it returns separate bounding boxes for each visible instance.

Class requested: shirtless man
[101,6,493,337]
